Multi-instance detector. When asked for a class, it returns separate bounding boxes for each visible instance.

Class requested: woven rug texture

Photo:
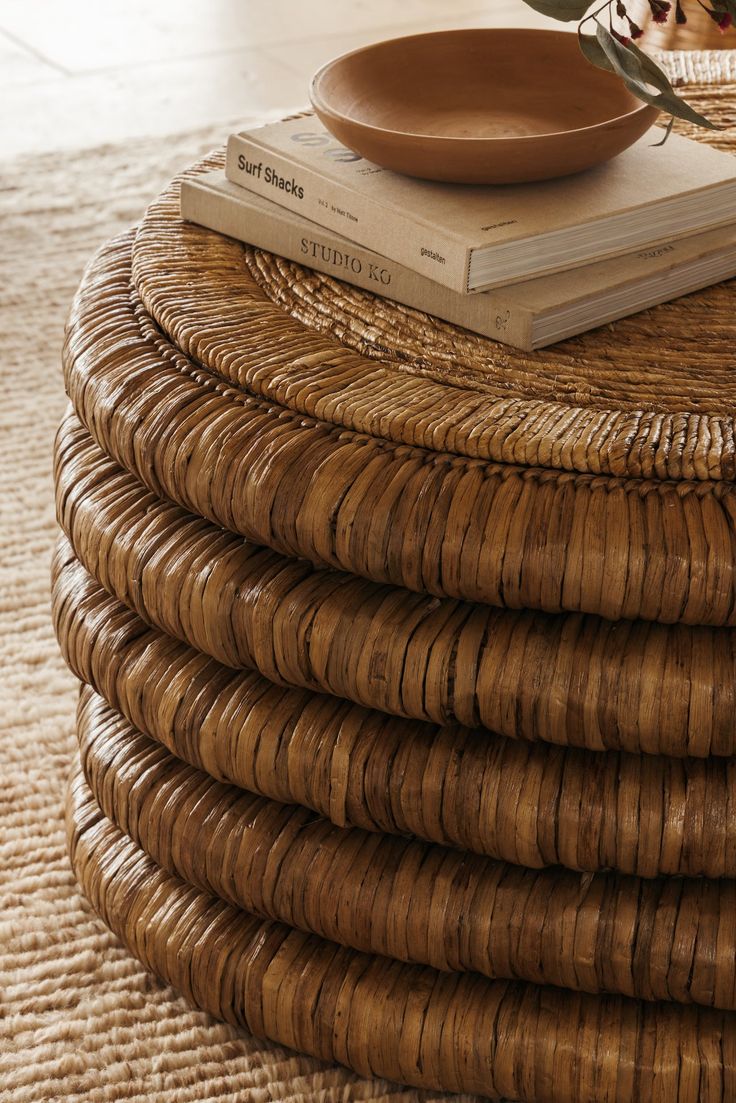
[0,125,472,1103]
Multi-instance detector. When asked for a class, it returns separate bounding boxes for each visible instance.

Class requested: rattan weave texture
[75,686,736,1011]
[52,548,736,880]
[64,227,736,627]
[55,412,736,757]
[68,767,736,1103]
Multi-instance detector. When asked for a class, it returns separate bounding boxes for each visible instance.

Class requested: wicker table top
[133,84,736,484]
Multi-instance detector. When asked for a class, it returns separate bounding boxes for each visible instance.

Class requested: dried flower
[648,0,672,23]
[696,0,734,30]
[710,9,734,30]
[518,0,726,134]
[614,0,645,37]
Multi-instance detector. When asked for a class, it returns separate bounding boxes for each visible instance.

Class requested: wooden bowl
[309,29,660,185]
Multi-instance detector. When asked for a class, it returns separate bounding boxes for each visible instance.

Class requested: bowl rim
[309,27,658,145]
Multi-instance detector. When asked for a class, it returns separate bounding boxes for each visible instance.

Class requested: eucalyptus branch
[519,0,731,134]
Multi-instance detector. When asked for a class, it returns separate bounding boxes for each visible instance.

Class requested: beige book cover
[181,168,736,351]
[225,116,736,294]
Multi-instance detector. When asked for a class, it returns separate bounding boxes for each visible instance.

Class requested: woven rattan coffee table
[54,60,736,1103]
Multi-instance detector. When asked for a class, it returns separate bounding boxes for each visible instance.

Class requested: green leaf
[517,0,593,21]
[581,22,722,131]
[578,30,618,74]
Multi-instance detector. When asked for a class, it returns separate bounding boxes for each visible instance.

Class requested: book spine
[225,134,471,295]
[180,178,534,350]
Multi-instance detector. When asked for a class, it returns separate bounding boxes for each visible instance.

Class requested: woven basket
[52,548,736,880]
[56,68,736,1102]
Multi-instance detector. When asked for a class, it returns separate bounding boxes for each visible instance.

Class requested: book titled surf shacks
[225,115,736,294]
[182,168,736,352]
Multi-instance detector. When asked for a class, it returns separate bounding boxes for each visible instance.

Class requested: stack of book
[181,114,736,351]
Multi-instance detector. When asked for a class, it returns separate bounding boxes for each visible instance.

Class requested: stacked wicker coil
[56,77,736,1103]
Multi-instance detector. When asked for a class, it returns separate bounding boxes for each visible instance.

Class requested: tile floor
[1,0,561,157]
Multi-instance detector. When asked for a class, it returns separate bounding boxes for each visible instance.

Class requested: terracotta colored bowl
[309,29,660,185]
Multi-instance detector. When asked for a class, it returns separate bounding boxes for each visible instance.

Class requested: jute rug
[0,122,470,1103]
[0,51,732,1101]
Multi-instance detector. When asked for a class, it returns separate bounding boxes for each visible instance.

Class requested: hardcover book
[224,116,736,295]
[181,168,736,351]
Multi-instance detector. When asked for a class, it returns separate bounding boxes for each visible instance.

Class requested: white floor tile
[0,29,62,86]
[1,50,305,158]
[0,0,540,72]
[270,8,564,86]
[0,0,564,157]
